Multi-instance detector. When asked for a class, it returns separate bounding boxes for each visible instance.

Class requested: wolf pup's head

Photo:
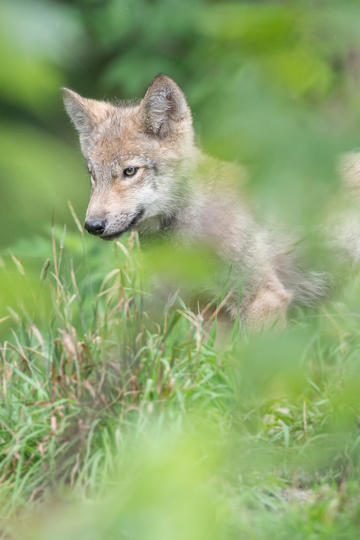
[62,74,194,239]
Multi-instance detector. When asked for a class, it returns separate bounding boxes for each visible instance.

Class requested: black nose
[84,218,106,236]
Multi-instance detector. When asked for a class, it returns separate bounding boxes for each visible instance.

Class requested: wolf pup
[62,74,324,328]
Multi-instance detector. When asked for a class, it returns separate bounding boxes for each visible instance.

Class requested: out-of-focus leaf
[0,124,87,247]
[264,46,334,99]
[199,3,298,50]
[0,30,61,112]
[0,0,85,65]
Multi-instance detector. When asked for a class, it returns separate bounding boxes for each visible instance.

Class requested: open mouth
[101,208,145,241]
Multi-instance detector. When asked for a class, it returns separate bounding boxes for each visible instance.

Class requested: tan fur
[326,152,360,264]
[62,74,324,328]
[241,279,292,330]
[340,152,360,198]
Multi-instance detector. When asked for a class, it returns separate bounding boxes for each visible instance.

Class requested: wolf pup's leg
[241,278,292,330]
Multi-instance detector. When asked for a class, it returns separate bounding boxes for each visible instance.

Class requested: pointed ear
[62,88,112,154]
[140,74,191,138]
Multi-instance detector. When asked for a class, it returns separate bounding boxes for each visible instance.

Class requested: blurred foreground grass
[1,225,360,538]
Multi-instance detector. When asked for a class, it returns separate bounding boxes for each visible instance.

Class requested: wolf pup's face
[62,75,194,239]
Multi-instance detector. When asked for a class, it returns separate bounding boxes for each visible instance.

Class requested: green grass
[1,220,360,539]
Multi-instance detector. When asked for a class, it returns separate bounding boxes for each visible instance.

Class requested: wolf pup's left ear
[140,74,191,138]
[62,88,112,154]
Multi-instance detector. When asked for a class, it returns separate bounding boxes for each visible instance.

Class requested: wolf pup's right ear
[140,74,191,138]
[62,88,112,155]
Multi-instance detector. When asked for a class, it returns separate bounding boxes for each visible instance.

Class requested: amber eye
[123,166,138,177]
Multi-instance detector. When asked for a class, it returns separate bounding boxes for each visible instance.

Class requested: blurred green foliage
[1,0,360,306]
[2,0,360,249]
[2,0,360,538]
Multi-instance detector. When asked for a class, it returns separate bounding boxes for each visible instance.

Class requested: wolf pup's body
[62,74,323,328]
